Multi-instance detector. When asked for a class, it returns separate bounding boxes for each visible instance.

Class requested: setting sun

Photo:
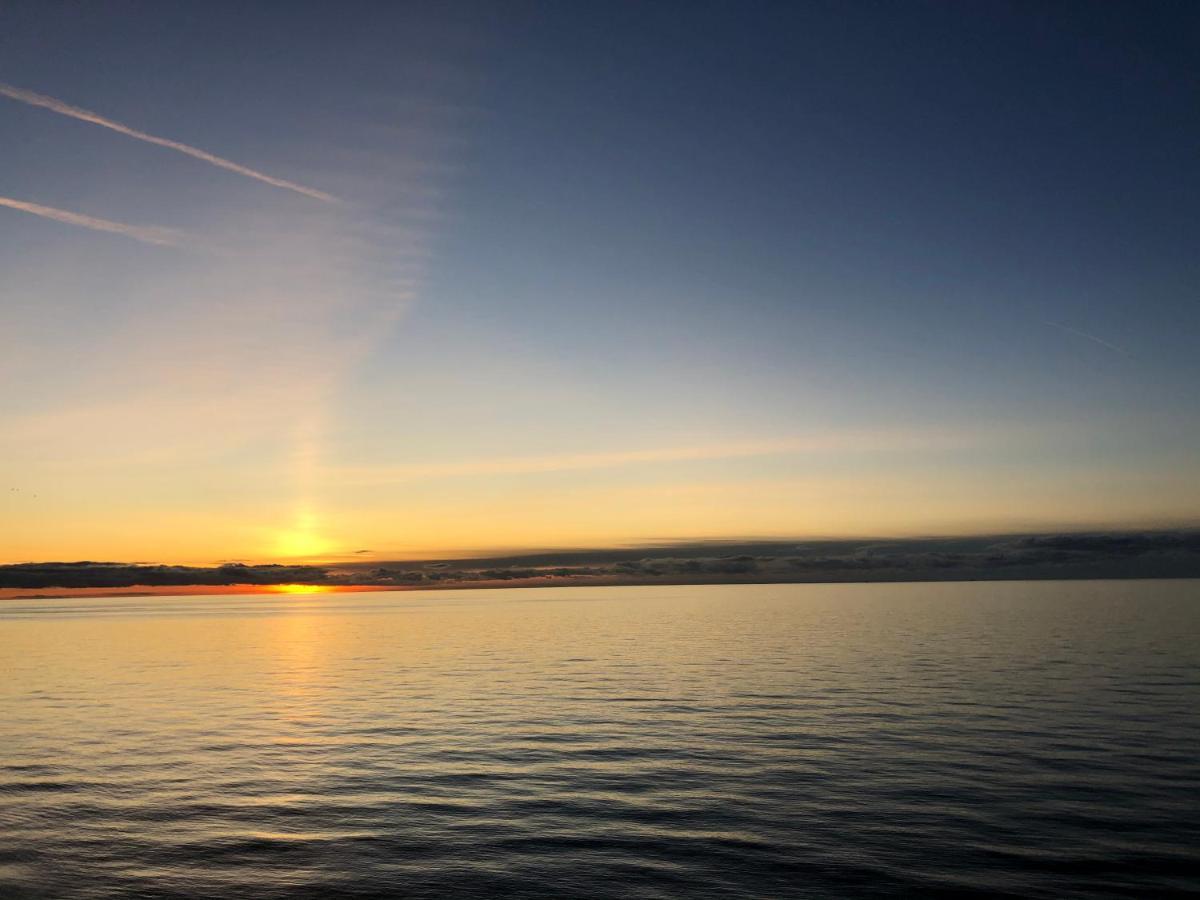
[267,584,331,595]
[270,510,335,560]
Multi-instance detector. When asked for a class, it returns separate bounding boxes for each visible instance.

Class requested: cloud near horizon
[5,530,1198,590]
[322,426,1012,485]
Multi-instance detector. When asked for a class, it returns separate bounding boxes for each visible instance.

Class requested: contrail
[0,195,182,246]
[1043,320,1131,358]
[0,82,337,203]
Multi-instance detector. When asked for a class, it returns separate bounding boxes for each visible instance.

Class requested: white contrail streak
[0,82,337,203]
[0,195,182,246]
[1043,320,1132,358]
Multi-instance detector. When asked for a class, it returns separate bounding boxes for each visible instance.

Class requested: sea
[1,580,1197,898]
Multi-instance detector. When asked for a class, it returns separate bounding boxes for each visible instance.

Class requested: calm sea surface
[1,581,1198,898]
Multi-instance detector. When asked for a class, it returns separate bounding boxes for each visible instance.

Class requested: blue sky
[1,2,1197,562]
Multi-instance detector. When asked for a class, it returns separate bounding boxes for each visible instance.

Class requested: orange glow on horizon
[0,583,396,602]
[267,583,333,595]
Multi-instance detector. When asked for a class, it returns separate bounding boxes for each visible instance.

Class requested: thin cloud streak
[1043,320,1132,358]
[0,195,182,246]
[0,82,337,203]
[326,428,996,486]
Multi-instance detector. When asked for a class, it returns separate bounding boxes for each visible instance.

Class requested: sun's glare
[272,509,334,559]
[268,584,331,594]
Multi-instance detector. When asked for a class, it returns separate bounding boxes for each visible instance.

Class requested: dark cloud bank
[4,531,1200,591]
[0,562,327,590]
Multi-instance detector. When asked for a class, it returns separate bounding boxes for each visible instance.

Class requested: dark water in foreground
[1,581,1198,899]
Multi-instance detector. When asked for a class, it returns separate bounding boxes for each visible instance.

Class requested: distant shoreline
[5,530,1199,599]
[3,570,1198,602]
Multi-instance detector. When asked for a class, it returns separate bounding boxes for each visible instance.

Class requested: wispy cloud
[0,195,182,246]
[1043,320,1132,358]
[0,82,337,203]
[325,427,995,486]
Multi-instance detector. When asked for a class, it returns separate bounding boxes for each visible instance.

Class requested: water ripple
[2,580,1198,898]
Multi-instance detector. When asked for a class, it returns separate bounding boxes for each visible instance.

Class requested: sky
[1,2,1198,565]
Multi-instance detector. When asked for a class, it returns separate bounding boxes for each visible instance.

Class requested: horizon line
[5,523,1200,569]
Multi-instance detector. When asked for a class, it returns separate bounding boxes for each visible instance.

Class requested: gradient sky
[2,2,1198,564]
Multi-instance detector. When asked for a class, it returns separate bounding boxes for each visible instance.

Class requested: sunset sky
[2,3,1198,565]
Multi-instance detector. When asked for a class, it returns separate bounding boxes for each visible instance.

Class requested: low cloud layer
[4,530,1198,591]
[0,562,327,589]
[348,530,1200,586]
